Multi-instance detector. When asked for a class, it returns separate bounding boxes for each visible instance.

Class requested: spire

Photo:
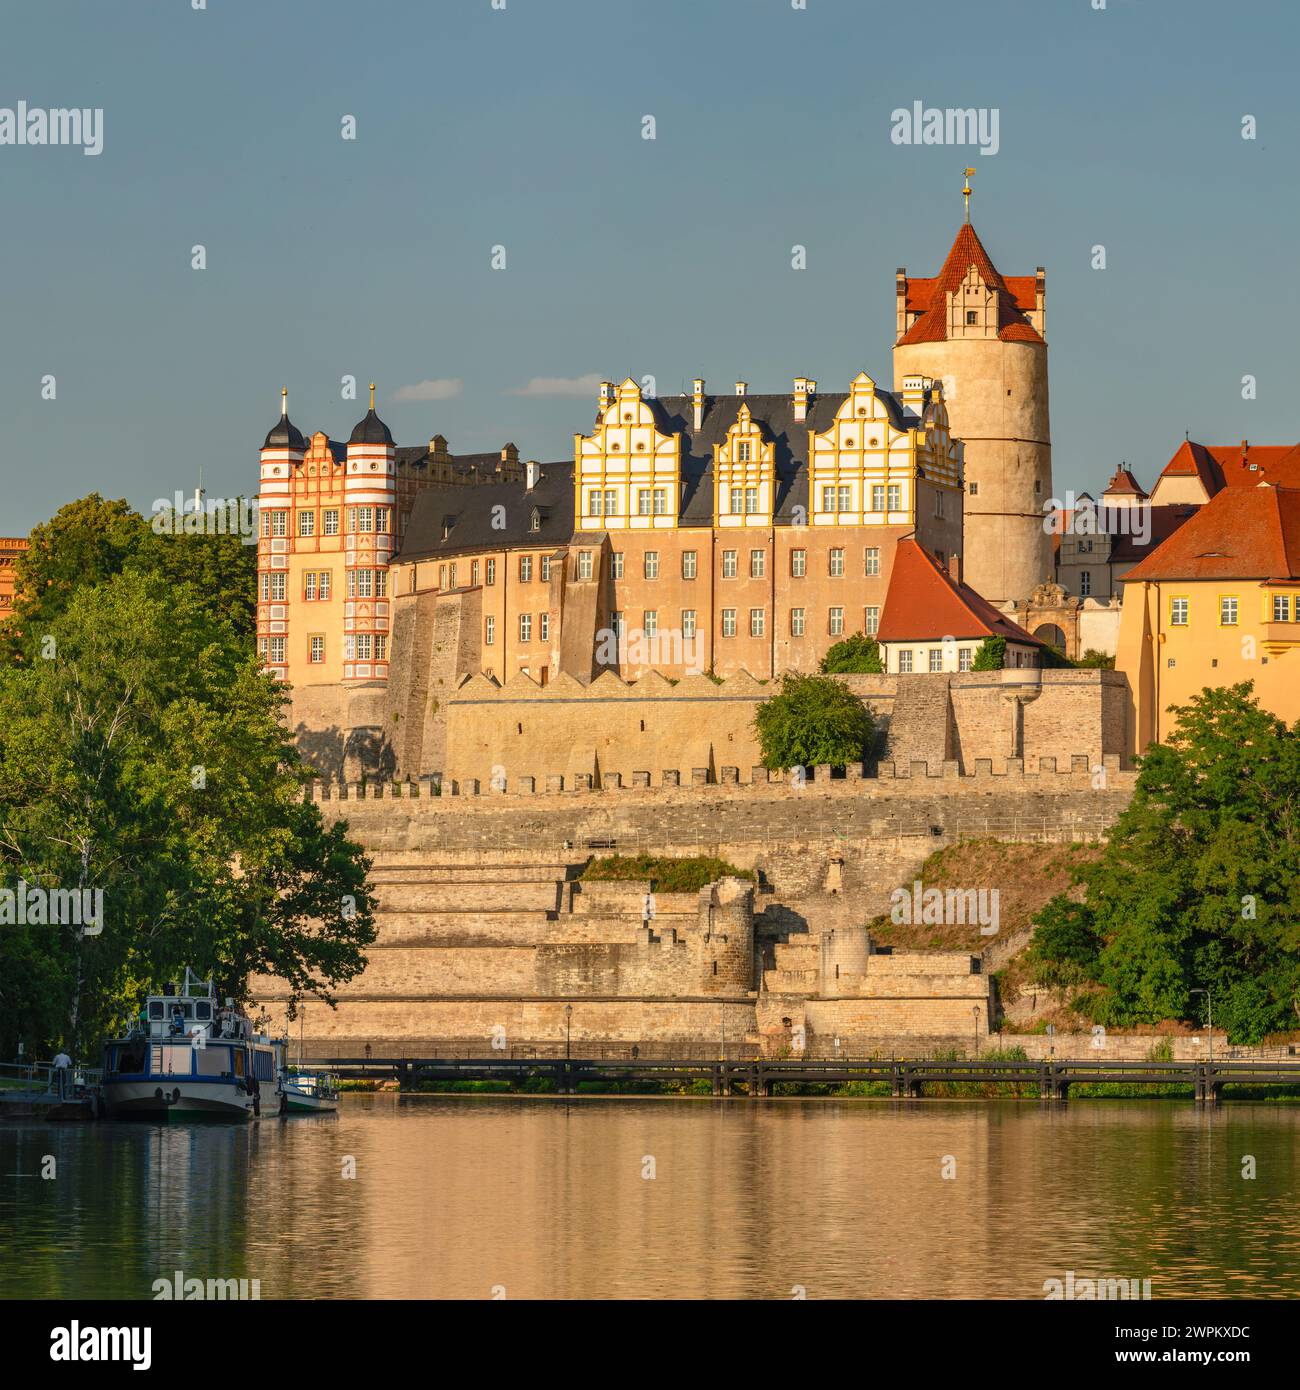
[962,166,975,223]
[369,382,376,410]
[281,386,288,417]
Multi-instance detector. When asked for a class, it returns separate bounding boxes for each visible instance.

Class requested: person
[169,1004,185,1036]
[52,1050,72,1098]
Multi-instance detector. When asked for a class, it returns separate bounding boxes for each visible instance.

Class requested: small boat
[278,1069,340,1113]
[101,970,287,1121]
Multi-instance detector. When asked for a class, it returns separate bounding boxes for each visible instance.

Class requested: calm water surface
[3,1096,1298,1299]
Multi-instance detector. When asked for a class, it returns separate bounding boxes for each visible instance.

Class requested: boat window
[182,1002,194,1019]
[254,1049,275,1081]
[148,1002,165,1020]
[195,1002,212,1021]
[196,1047,229,1077]
[151,1044,193,1076]
[232,1050,245,1077]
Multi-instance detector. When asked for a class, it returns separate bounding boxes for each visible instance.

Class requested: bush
[971,635,1007,670]
[581,854,753,892]
[819,633,883,674]
[753,672,875,770]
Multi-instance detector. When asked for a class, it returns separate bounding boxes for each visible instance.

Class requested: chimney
[734,381,747,397]
[526,460,540,491]
[948,553,962,584]
[895,267,908,340]
[692,377,705,431]
[1036,266,1046,337]
[793,377,808,423]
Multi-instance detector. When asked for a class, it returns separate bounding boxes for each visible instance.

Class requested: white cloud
[507,373,604,398]
[392,378,463,403]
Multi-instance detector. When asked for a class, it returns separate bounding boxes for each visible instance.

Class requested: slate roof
[262,412,307,451]
[398,462,575,561]
[1121,485,1300,583]
[877,539,1047,646]
[348,408,395,446]
[899,222,1044,346]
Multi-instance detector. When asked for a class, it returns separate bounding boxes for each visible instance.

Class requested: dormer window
[441,515,456,541]
[530,508,541,532]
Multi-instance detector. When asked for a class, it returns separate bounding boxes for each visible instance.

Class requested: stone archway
[1032,622,1067,654]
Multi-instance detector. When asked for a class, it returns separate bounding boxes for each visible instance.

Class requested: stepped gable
[898,222,1043,346]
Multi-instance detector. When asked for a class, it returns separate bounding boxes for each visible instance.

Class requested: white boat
[101,970,287,1121]
[278,1070,340,1113]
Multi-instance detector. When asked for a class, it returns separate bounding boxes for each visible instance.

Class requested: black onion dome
[349,408,394,446]
[262,413,307,450]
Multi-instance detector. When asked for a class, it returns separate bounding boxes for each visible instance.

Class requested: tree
[971,636,1006,670]
[753,673,875,770]
[1074,649,1116,669]
[820,632,883,674]
[0,570,375,1057]
[1026,684,1300,1042]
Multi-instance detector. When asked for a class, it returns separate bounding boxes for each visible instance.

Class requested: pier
[0,1062,102,1119]
[303,1053,1300,1104]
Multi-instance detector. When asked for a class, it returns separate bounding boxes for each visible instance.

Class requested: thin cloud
[393,378,463,403]
[507,373,604,398]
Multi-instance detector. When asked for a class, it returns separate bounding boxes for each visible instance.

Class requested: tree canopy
[819,633,884,674]
[0,497,374,1057]
[1026,684,1300,1043]
[754,673,875,770]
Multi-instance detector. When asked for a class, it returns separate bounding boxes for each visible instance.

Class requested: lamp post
[564,1004,573,1061]
[1191,987,1213,1067]
[972,1006,980,1060]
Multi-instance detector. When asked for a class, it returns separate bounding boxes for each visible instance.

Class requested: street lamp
[972,1006,980,1060]
[564,1004,573,1061]
[1191,988,1213,1067]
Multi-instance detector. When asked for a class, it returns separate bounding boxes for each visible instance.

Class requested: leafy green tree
[1026,684,1300,1042]
[971,635,1006,670]
[820,632,883,674]
[754,673,875,770]
[0,570,375,1057]
[1074,649,1116,669]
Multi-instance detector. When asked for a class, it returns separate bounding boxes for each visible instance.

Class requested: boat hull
[104,1079,259,1121]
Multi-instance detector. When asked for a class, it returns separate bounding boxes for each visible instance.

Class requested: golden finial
[281,386,288,417]
[369,382,376,410]
[962,167,976,222]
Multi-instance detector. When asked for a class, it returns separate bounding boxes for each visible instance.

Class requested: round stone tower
[893,214,1053,605]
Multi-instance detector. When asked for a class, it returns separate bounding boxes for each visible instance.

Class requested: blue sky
[3,0,1297,532]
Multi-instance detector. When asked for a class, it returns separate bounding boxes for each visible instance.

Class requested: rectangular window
[821,485,836,512]
[637,488,652,516]
[358,507,374,534]
[519,614,531,642]
[356,634,372,661]
[611,552,624,580]
[299,511,315,537]
[898,648,913,673]
[652,487,667,516]
[270,573,286,602]
[750,608,765,638]
[323,509,339,536]
[791,608,805,637]
[376,569,387,597]
[377,508,390,534]
[1220,596,1239,626]
[864,605,879,636]
[737,441,751,463]
[829,606,844,636]
[643,551,659,580]
[864,547,880,577]
[540,556,551,582]
[540,612,549,643]
[305,572,317,601]
[959,647,973,672]
[357,569,373,598]
[319,571,331,600]
[520,556,533,583]
[612,611,625,640]
[374,635,387,662]
[309,636,324,664]
[269,636,285,664]
[604,488,617,517]
[745,486,758,514]
[1272,594,1291,622]
[485,616,495,646]
[435,566,444,592]
[871,484,885,512]
[643,611,658,639]
[682,609,697,640]
[1079,570,1092,597]
[838,485,851,512]
[578,552,593,580]
[887,483,902,512]
[682,551,697,580]
[486,559,497,585]
[722,550,737,578]
[934,491,945,519]
[588,489,604,517]
[829,548,845,577]
[721,608,737,638]
[471,560,480,586]
[791,549,806,578]
[259,573,270,602]
[258,636,268,659]
[929,648,943,672]
[446,564,454,590]
[969,481,979,496]
[750,549,765,578]
[270,511,288,538]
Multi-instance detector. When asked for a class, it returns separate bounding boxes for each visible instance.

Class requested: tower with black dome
[343,384,397,683]
[256,387,307,682]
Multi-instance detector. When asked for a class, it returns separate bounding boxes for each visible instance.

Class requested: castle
[257,206,1058,779]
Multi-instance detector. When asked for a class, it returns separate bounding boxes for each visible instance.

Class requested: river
[3,1095,1298,1299]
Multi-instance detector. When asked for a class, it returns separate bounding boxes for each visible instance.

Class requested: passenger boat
[101,970,286,1121]
[278,1069,340,1113]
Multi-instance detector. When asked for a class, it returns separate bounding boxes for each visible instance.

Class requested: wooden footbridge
[304,1054,1300,1104]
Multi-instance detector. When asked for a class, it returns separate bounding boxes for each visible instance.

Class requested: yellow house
[1116,482,1300,750]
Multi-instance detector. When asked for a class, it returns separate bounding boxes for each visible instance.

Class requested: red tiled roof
[898,223,1044,346]
[1156,440,1300,495]
[1121,485,1300,583]
[877,539,1048,645]
[1103,466,1148,498]
[1109,504,1199,565]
